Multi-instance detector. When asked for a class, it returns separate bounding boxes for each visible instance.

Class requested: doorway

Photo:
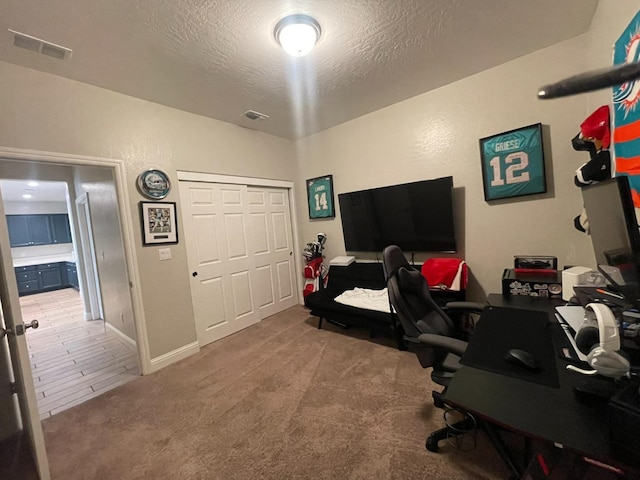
[0,173,140,418]
[0,147,148,478]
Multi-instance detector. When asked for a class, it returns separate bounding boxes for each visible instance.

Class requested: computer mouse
[505,348,541,372]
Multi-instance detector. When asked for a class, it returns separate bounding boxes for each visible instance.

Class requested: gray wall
[73,166,136,341]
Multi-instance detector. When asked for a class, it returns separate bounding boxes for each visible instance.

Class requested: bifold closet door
[179,181,260,346]
[247,187,297,318]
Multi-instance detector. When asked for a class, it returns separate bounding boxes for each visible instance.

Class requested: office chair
[382,245,485,452]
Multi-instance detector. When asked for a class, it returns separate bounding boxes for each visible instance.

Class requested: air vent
[9,29,72,60]
[244,110,269,121]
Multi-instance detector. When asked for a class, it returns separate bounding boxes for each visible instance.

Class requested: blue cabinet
[15,266,39,295]
[50,214,72,244]
[38,263,64,290]
[65,262,79,289]
[15,262,70,296]
[7,215,53,246]
[6,214,71,247]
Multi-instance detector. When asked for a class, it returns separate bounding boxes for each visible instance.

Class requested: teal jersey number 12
[481,124,546,201]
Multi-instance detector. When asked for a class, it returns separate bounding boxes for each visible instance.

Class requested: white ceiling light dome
[274,14,321,57]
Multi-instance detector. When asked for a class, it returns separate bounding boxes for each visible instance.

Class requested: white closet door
[179,181,260,346]
[248,187,297,318]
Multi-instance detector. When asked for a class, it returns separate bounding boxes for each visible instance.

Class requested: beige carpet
[41,305,509,479]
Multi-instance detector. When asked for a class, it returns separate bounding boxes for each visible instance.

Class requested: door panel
[180,181,260,346]
[255,265,274,309]
[248,187,297,318]
[200,277,225,329]
[231,271,253,317]
[193,215,219,264]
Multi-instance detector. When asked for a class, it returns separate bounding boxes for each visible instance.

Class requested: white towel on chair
[334,287,391,313]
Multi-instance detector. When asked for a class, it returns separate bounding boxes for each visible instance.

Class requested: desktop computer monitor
[581,176,640,305]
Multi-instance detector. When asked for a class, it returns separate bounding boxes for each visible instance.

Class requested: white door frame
[176,171,304,305]
[75,193,104,321]
[0,146,151,374]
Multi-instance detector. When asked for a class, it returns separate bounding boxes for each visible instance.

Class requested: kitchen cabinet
[15,262,73,296]
[66,262,79,289]
[38,263,64,290]
[6,214,72,247]
[50,214,72,244]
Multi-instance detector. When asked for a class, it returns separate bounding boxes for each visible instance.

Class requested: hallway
[20,288,139,419]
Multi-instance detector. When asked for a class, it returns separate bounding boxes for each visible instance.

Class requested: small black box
[501,268,562,298]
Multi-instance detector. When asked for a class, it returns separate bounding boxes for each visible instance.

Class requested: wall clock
[137,168,171,200]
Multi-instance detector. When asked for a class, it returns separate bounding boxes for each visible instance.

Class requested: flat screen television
[338,176,456,253]
[581,176,640,296]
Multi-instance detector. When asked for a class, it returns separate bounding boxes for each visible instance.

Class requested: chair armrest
[444,301,486,314]
[417,333,468,357]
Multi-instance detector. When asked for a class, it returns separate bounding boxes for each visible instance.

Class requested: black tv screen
[338,176,456,252]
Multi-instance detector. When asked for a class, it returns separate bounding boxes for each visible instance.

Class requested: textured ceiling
[0,0,598,139]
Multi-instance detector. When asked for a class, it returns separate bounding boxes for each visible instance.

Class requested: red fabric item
[580,105,611,149]
[421,258,467,291]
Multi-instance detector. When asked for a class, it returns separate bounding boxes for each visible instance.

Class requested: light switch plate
[158,248,172,261]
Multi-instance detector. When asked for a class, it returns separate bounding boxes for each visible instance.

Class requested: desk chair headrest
[397,267,424,293]
[382,245,410,281]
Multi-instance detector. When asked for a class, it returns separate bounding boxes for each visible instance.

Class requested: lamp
[274,14,321,57]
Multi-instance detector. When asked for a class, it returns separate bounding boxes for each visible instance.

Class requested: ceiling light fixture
[22,193,33,199]
[27,181,39,187]
[274,14,321,57]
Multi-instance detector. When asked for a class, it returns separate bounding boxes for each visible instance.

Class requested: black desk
[444,294,634,476]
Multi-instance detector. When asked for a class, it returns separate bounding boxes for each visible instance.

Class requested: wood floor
[19,288,139,419]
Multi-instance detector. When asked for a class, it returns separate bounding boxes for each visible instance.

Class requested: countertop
[13,254,75,268]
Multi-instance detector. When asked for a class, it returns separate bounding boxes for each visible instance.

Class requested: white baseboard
[83,310,92,321]
[149,341,200,373]
[105,321,137,349]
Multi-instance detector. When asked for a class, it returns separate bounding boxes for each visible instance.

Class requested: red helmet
[580,105,610,149]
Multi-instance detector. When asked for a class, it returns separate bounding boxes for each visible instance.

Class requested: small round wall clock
[137,168,171,200]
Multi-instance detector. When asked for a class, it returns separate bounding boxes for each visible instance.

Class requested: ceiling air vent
[244,110,269,121]
[9,29,72,60]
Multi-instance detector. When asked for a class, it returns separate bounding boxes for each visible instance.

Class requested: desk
[444,295,634,476]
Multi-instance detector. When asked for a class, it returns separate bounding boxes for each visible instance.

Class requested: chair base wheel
[425,436,439,452]
[432,391,445,409]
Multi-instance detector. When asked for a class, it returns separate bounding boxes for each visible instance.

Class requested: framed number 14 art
[307,175,335,219]
[479,123,546,201]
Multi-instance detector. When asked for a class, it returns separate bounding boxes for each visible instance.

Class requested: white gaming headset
[568,302,630,379]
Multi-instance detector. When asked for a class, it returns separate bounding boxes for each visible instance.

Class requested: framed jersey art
[479,123,546,201]
[306,175,335,219]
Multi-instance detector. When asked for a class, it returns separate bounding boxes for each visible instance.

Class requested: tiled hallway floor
[20,288,139,419]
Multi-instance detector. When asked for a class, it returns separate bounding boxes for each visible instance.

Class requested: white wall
[4,201,68,215]
[296,1,640,302]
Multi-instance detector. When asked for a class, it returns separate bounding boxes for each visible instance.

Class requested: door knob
[192,272,198,277]
[25,319,39,330]
[0,319,38,338]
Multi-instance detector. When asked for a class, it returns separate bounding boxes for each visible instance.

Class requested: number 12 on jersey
[480,123,546,201]
[307,175,335,219]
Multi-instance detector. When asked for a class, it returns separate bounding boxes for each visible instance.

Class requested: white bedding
[334,287,392,313]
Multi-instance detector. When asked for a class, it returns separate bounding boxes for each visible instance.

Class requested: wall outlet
[158,248,172,261]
